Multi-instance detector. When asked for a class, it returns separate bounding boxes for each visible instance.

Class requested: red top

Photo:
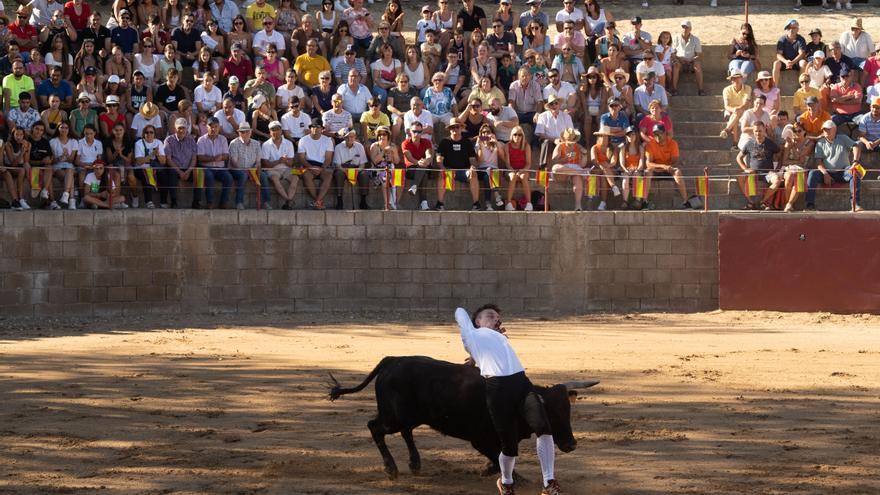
[64,1,92,31]
[9,22,38,48]
[402,137,432,168]
[508,145,527,169]
[99,112,126,135]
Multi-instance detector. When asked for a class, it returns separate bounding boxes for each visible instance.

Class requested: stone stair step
[667,108,725,122]
[675,121,726,134]
[677,135,729,149]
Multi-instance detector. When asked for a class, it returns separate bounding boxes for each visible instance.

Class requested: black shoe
[191,201,201,209]
[435,201,445,211]
[170,201,178,209]
[335,196,345,210]
[359,199,369,209]
[281,201,291,210]
[805,203,816,211]
[471,201,481,211]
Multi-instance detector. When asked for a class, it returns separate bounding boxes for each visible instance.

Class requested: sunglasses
[615,77,625,81]
[144,130,155,134]
[411,129,422,134]
[320,76,330,80]
[234,21,244,24]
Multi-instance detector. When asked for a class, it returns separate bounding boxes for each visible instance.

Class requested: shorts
[266,164,293,181]
[653,168,677,178]
[54,162,74,170]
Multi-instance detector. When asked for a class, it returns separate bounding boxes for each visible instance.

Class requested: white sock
[499,453,516,485]
[536,434,555,486]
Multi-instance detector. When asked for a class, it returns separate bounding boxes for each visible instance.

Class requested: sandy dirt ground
[1,310,879,494]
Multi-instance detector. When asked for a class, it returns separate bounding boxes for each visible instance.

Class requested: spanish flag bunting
[292,168,305,176]
[587,174,598,197]
[794,170,806,193]
[536,169,549,187]
[745,173,757,197]
[444,170,455,191]
[489,169,501,189]
[695,176,708,197]
[248,168,261,185]
[852,164,867,179]
[29,167,41,191]
[391,168,405,188]
[145,167,158,189]
[633,176,647,199]
[193,168,205,189]
[345,168,358,186]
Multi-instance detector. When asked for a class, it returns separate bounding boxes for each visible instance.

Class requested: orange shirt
[645,138,679,165]
[799,109,831,136]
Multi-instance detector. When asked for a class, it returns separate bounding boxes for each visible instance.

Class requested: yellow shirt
[246,3,276,30]
[293,54,331,86]
[722,83,752,111]
[468,87,506,106]
[2,74,35,109]
[793,87,821,114]
[360,111,390,140]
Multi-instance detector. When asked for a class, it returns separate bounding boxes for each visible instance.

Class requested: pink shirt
[862,58,880,87]
[831,82,863,115]
[553,31,586,50]
[638,114,673,140]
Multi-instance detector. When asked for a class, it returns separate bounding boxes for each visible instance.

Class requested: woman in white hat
[753,70,780,127]
[99,95,127,139]
[550,127,589,211]
[605,66,633,118]
[589,125,621,211]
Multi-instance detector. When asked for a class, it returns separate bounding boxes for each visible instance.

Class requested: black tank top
[130,86,148,111]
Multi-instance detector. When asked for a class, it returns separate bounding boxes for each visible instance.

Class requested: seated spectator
[3,60,36,114]
[40,94,68,140]
[606,67,633,119]
[826,41,855,83]
[196,118,231,209]
[522,50,549,88]
[434,117,474,211]
[753,71,780,126]
[469,75,505,108]
[214,97,247,140]
[535,94,572,164]
[504,125,533,211]
[223,44,254,87]
[402,45,427,91]
[333,47,367,86]
[262,119,298,210]
[162,118,198,209]
[735,121,782,210]
[542,69,576,113]
[555,0,584,33]
[720,70,751,148]
[280,96,312,145]
[521,20,551,58]
[369,125,402,209]
[839,18,873,69]
[552,44,585,84]
[508,67,543,125]
[805,120,863,211]
[805,51,832,89]
[486,18,515,61]
[294,39,331,87]
[671,20,704,96]
[633,72,668,121]
[82,160,125,209]
[635,49,665,88]
[252,17,287,61]
[420,29,443,77]
[132,102,163,140]
[861,45,880,89]
[550,128,589,211]
[403,97,434,142]
[401,121,443,211]
[8,92,40,132]
[518,0,548,42]
[132,124,167,209]
[729,23,758,79]
[594,21,621,62]
[457,98,488,141]
[47,121,77,210]
[794,73,823,116]
[37,67,73,111]
[798,95,832,141]
[739,94,771,150]
[554,20,585,59]
[298,118,336,209]
[830,67,863,126]
[360,96,390,142]
[310,70,337,116]
[322,93,353,138]
[772,19,807,85]
[589,127,621,211]
[227,122,268,210]
[866,69,880,105]
[422,73,455,126]
[370,43,402,102]
[438,51,468,109]
[366,21,405,63]
[622,16,651,73]
[251,95,279,141]
[276,69,309,114]
[618,126,649,210]
[331,127,369,209]
[291,14,325,58]
[639,100,673,143]
[855,98,880,161]
[486,97,518,144]
[805,27,827,61]
[496,53,516,97]
[599,96,628,148]
[645,123,691,208]
[336,68,371,121]
[469,41,498,85]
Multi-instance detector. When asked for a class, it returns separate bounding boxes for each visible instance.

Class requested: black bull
[328,356,598,479]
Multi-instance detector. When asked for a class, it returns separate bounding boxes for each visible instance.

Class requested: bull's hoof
[384,465,399,480]
[409,462,421,476]
[480,461,500,477]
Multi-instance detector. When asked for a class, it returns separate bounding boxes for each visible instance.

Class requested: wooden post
[703,166,710,212]
[745,0,749,25]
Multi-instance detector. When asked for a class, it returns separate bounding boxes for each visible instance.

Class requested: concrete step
[679,149,736,166]
[677,135,729,149]
[670,95,798,109]
[675,121,726,134]
[668,108,726,122]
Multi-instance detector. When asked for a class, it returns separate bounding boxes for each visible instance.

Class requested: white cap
[814,50,826,59]
[228,75,240,85]
[681,19,692,28]
[105,95,120,105]
[108,74,121,84]
[174,118,188,128]
[821,120,836,130]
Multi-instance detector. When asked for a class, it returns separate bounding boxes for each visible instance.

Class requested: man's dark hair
[471,303,501,325]
[777,110,789,119]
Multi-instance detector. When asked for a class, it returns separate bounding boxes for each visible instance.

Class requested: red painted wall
[719,215,880,313]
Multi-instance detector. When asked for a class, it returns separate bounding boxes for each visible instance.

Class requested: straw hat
[851,18,863,30]
[611,68,629,83]
[727,69,744,80]
[545,94,562,108]
[562,128,582,141]
[756,70,772,81]
[140,101,158,119]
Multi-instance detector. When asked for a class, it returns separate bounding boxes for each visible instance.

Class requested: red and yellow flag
[745,173,757,197]
[586,174,598,197]
[345,168,358,185]
[535,170,549,187]
[794,170,806,193]
[391,168,404,188]
[444,170,455,191]
[852,164,867,179]
[248,168,261,185]
[193,168,205,189]
[695,176,708,197]
[29,167,41,191]
[489,169,501,189]
[633,176,647,199]
[145,167,158,188]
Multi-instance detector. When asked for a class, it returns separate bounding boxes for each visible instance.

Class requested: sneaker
[641,1,648,6]
[505,202,515,211]
[49,201,61,210]
[114,202,129,209]
[497,478,515,495]
[146,201,155,209]
[419,200,429,210]
[784,203,794,213]
[40,188,49,200]
[681,200,693,209]
[485,201,494,211]
[541,479,564,495]
[389,201,398,210]
[495,192,504,207]
[307,200,316,209]
[408,184,418,196]
[524,202,534,211]
[68,200,76,210]
[281,201,292,210]
[854,205,864,212]
[236,202,245,210]
[472,202,481,211]
[611,185,621,197]
[835,1,841,9]
[846,1,852,8]
[435,202,445,211]
[60,191,70,205]
[19,199,30,210]
[160,203,169,209]
[132,197,139,208]
[597,201,607,211]
[335,196,344,210]
[262,202,273,210]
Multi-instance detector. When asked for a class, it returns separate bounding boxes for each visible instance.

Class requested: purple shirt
[197,134,229,168]
[163,133,198,170]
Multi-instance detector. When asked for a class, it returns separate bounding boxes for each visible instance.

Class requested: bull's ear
[568,390,578,404]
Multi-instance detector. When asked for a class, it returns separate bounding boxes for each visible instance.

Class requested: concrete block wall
[0,210,720,318]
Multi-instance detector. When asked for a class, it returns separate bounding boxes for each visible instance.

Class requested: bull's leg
[472,441,500,477]
[400,428,421,475]
[368,418,399,480]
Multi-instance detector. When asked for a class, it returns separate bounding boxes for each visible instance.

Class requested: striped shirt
[228,137,262,169]
[858,114,880,141]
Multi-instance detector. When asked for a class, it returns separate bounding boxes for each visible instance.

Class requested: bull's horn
[562,380,599,389]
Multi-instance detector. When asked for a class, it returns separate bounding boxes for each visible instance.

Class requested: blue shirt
[776,34,806,61]
[600,112,630,145]
[36,79,73,101]
[858,113,880,141]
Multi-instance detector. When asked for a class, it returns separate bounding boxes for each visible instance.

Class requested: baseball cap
[108,74,121,84]
[631,16,642,24]
[805,95,819,105]
[105,95,119,105]
[77,92,90,102]
[268,120,282,130]
[681,20,692,28]
[228,75,240,85]
[421,5,432,12]
[872,97,880,107]
[309,118,323,128]
[175,118,188,128]
[814,50,826,59]
[238,122,252,132]
[608,97,621,107]
[85,66,97,75]
[821,120,836,130]
[785,19,798,30]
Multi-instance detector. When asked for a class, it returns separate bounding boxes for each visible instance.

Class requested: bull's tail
[327,356,394,401]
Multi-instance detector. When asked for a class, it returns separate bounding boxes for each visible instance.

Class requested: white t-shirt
[84,172,115,193]
[131,114,163,138]
[403,110,434,140]
[296,135,334,163]
[253,29,286,55]
[542,82,576,108]
[333,141,367,167]
[50,137,80,168]
[212,108,246,135]
[77,138,103,164]
[322,109,353,133]
[486,105,518,142]
[276,84,307,109]
[194,85,223,111]
[260,138,296,162]
[806,64,832,89]
[281,110,311,139]
[455,307,524,378]
[134,139,166,168]
[555,8,585,25]
[635,60,666,78]
[45,52,74,69]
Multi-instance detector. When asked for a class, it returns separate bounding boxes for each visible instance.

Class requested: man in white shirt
[28,0,63,28]
[455,305,564,495]
[281,96,312,145]
[554,0,584,33]
[261,120,298,209]
[535,94,573,164]
[322,94,354,138]
[332,128,368,209]
[671,20,705,96]
[252,19,286,60]
[403,97,434,141]
[487,98,518,143]
[542,69,576,113]
[213,97,247,140]
[297,118,335,209]
[336,69,372,121]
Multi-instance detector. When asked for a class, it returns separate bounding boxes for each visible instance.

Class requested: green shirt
[813,134,856,170]
[70,108,98,138]
[2,74,35,109]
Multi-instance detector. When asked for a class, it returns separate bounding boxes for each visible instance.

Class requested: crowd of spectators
[0,0,876,213]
